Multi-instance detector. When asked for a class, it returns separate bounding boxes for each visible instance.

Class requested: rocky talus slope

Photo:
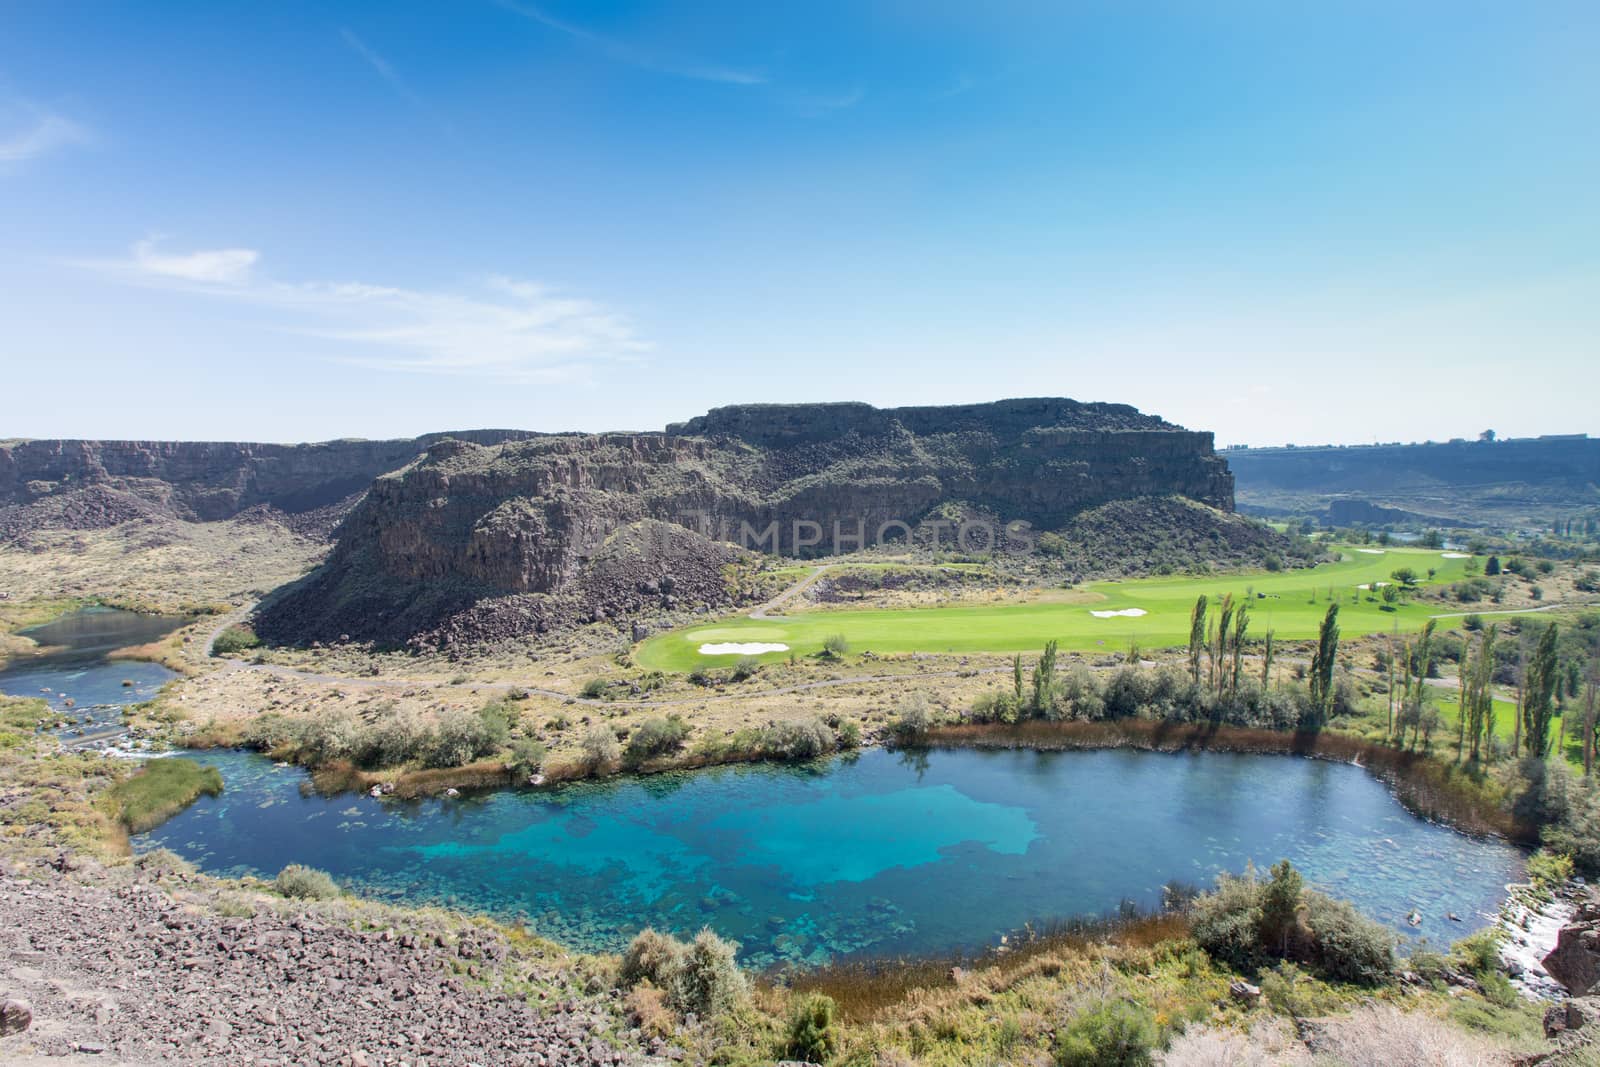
[258,398,1241,648]
[0,855,659,1066]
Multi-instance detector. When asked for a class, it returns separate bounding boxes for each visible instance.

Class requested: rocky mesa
[256,398,1239,649]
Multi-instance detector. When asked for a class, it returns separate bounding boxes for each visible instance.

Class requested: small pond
[0,607,186,748]
[136,745,1524,968]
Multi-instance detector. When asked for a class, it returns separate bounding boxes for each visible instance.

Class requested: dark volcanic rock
[258,398,1239,648]
[0,862,656,1065]
[0,430,539,525]
[1546,897,1600,995]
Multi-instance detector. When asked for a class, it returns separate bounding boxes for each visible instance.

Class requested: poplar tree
[1032,639,1058,717]
[1524,624,1561,758]
[1188,595,1208,685]
[1308,604,1340,724]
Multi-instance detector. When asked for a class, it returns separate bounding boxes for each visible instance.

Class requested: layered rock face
[257,399,1235,647]
[0,431,536,525]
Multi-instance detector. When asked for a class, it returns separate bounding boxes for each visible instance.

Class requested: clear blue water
[137,746,1524,967]
[0,608,184,740]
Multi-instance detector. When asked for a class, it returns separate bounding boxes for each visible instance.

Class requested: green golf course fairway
[635,546,1482,672]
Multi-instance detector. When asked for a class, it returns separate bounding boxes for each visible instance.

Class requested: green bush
[731,656,761,682]
[890,691,933,741]
[424,706,508,768]
[1527,848,1575,891]
[1192,861,1393,985]
[1302,891,1394,985]
[581,724,621,770]
[1055,1000,1157,1067]
[360,705,432,768]
[580,678,610,699]
[624,715,691,767]
[507,738,547,778]
[618,927,746,1019]
[675,928,748,1017]
[620,928,686,988]
[1191,867,1265,970]
[211,625,262,655]
[821,633,850,658]
[836,720,861,749]
[761,716,835,760]
[1451,928,1503,978]
[275,864,340,900]
[785,993,839,1063]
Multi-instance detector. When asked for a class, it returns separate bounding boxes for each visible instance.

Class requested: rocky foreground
[0,854,661,1067]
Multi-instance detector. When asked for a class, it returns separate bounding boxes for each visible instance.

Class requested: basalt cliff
[252,399,1241,648]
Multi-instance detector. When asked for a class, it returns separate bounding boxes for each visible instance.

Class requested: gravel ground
[0,856,665,1066]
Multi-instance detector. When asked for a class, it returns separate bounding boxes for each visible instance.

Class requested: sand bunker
[699,642,790,656]
[1357,548,1386,554]
[1441,552,1471,559]
[1090,608,1149,618]
[1357,582,1392,590]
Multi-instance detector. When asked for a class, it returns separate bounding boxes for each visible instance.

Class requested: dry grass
[1160,1018,1311,1065]
[789,913,1189,1023]
[1305,1003,1536,1065]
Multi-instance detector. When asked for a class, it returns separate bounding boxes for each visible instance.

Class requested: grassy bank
[101,757,223,833]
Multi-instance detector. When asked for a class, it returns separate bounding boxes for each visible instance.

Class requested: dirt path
[748,564,833,619]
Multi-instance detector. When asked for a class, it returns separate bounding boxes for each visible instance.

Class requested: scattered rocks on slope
[0,858,663,1066]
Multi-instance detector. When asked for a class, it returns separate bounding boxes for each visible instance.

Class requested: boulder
[1545,915,1600,995]
[1544,996,1600,1038]
[0,996,33,1036]
[1228,979,1262,1005]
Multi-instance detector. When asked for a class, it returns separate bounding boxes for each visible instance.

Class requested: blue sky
[2,1,1596,445]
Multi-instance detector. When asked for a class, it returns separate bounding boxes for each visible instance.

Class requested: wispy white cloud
[81,239,648,384]
[786,86,865,118]
[340,28,429,112]
[494,0,765,86]
[0,101,90,170]
[131,238,259,284]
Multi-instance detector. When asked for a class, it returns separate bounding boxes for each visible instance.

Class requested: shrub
[507,738,547,778]
[1055,1000,1157,1067]
[624,715,691,767]
[425,707,507,768]
[618,927,745,1019]
[275,864,339,900]
[785,993,839,1063]
[1450,928,1503,978]
[361,705,433,768]
[890,691,933,741]
[212,625,262,655]
[821,633,851,658]
[836,720,861,748]
[1302,891,1394,985]
[579,678,610,699]
[580,724,621,770]
[1191,867,1265,970]
[1528,848,1575,891]
[1192,861,1393,985]
[620,928,686,988]
[730,656,761,682]
[761,716,835,760]
[676,929,747,1017]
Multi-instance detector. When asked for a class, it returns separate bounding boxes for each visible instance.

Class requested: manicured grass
[637,547,1484,672]
[102,757,223,832]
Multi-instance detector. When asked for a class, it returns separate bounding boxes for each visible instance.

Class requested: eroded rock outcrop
[257,398,1243,648]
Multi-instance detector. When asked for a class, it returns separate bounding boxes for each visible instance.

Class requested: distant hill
[1227,436,1600,529]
